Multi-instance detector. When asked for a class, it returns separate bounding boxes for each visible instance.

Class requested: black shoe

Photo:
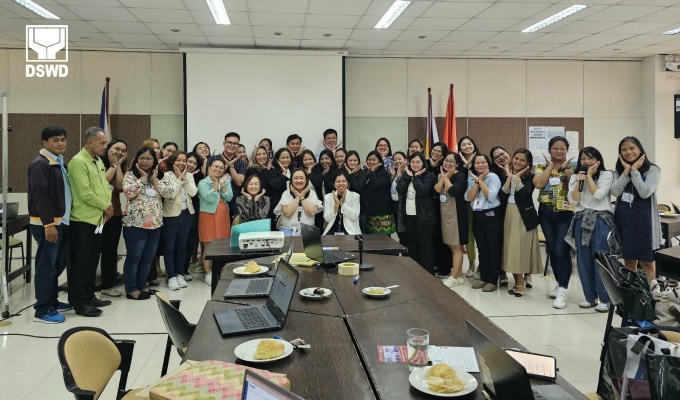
[126,293,150,300]
[74,304,103,317]
[148,280,160,287]
[87,298,112,308]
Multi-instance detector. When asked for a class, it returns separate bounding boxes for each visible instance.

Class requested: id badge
[622,192,634,203]
[391,192,399,201]
[145,188,157,197]
[292,225,302,236]
[472,195,483,211]
[390,187,397,195]
[440,194,447,203]
[548,177,561,186]
[334,232,345,236]
[407,192,415,201]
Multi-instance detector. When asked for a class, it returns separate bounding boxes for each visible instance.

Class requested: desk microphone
[578,166,588,192]
[354,234,374,271]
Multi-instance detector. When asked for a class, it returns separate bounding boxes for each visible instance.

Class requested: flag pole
[427,87,432,155]
[105,77,110,138]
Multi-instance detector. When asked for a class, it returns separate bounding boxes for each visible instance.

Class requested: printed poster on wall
[528,126,578,165]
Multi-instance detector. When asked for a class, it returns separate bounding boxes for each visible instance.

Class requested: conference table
[204,234,407,294]
[660,216,680,249]
[186,249,586,399]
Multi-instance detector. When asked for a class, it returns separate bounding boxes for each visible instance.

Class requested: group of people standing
[27,124,661,324]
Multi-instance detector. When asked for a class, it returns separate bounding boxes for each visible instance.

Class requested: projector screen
[184,49,344,157]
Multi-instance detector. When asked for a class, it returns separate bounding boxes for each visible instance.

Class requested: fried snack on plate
[244,261,261,273]
[253,339,285,360]
[369,287,384,294]
[425,363,466,393]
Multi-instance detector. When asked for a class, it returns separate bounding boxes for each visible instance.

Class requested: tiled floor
[0,253,614,399]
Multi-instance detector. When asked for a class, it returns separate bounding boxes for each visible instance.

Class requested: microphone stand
[356,235,374,271]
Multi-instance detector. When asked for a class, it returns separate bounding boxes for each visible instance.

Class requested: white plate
[659,212,680,218]
[234,339,294,363]
[362,287,391,298]
[409,365,478,397]
[299,288,332,299]
[233,265,269,276]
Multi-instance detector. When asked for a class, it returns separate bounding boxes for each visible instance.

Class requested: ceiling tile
[397,30,449,41]
[66,6,138,22]
[145,23,203,36]
[309,0,371,16]
[635,6,680,23]
[345,40,392,49]
[249,12,305,27]
[502,51,541,57]
[554,21,625,34]
[441,31,497,42]
[615,35,669,45]
[300,39,347,48]
[129,8,195,23]
[182,0,210,11]
[252,26,303,38]
[457,18,522,32]
[254,38,301,47]
[601,22,672,35]
[487,32,544,43]
[421,50,464,56]
[1,3,69,18]
[381,49,422,55]
[385,41,434,51]
[460,50,502,57]
[247,0,309,14]
[592,44,647,52]
[618,0,680,5]
[356,15,415,29]
[365,0,398,16]
[0,5,23,18]
[158,34,209,46]
[348,48,382,54]
[88,21,152,34]
[199,24,253,37]
[121,43,171,50]
[27,19,98,33]
[302,27,353,40]
[422,2,493,19]
[509,42,562,52]
[407,18,468,31]
[71,42,123,49]
[55,0,121,6]
[573,34,634,44]
[304,14,361,29]
[476,2,552,19]
[0,18,31,31]
[105,33,163,44]
[206,36,255,46]
[627,44,680,53]
[69,33,116,42]
[120,0,186,9]
[401,1,435,18]
[350,28,402,41]
[470,42,518,51]
[427,41,477,51]
[550,43,607,53]
[530,33,589,43]
[189,10,250,25]
[582,6,664,22]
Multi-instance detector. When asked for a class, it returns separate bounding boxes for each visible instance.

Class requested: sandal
[508,286,517,295]
[499,275,509,287]
[524,274,532,288]
[514,285,525,297]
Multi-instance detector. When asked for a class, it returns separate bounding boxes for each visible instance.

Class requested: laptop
[224,244,294,298]
[242,370,305,400]
[466,321,576,400]
[299,223,356,265]
[213,258,299,337]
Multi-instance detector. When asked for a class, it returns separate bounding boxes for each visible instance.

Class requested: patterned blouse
[534,162,576,212]
[122,171,175,229]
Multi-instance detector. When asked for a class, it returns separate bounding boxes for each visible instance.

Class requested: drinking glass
[407,328,429,371]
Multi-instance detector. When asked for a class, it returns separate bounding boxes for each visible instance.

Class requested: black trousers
[405,216,435,275]
[68,220,104,307]
[472,207,504,284]
[100,215,122,289]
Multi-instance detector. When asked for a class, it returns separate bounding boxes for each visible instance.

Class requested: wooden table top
[656,245,680,260]
[183,301,375,400]
[205,234,407,261]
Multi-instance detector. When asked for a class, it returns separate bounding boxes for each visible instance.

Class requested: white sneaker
[549,287,559,299]
[455,277,465,285]
[443,276,456,288]
[553,292,567,309]
[595,303,611,313]
[204,273,212,286]
[473,270,480,280]
[167,277,180,291]
[466,268,474,278]
[579,300,597,308]
[183,274,193,282]
[176,275,188,288]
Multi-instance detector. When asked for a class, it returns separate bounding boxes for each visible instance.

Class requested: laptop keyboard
[532,388,546,400]
[324,252,347,264]
[235,307,269,329]
[245,279,270,294]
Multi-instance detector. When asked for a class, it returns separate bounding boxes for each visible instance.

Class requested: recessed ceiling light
[613,48,621,51]
[205,0,230,25]
[375,0,411,29]
[662,27,680,35]
[274,32,282,36]
[418,35,427,39]
[80,36,89,40]
[171,28,180,32]
[490,46,499,49]
[14,0,59,19]
[521,5,587,33]
[323,33,331,37]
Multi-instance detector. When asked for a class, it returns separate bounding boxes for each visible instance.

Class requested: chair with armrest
[57,326,140,400]
[154,291,196,377]
[658,204,672,212]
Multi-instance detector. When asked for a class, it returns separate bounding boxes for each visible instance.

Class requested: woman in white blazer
[323,171,361,235]
[160,151,198,290]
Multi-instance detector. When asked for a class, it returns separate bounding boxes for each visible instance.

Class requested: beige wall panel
[151,53,183,115]
[527,61,584,118]
[584,61,642,118]
[345,58,407,117]
[0,49,7,91]
[406,59,467,118]
[583,117,643,171]
[468,60,527,117]
[7,49,82,113]
[152,114,184,148]
[80,51,152,115]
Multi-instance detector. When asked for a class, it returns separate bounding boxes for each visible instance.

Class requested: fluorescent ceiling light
[205,0,230,25]
[375,0,411,29]
[521,5,587,33]
[662,27,680,35]
[14,0,59,19]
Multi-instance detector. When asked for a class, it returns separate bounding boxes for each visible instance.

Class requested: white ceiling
[2,0,680,59]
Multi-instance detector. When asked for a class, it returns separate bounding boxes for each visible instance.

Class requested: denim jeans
[123,226,161,293]
[30,224,68,316]
[575,217,612,304]
[162,209,191,278]
[538,207,574,289]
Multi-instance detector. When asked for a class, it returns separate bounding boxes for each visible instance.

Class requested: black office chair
[57,326,139,400]
[154,291,196,377]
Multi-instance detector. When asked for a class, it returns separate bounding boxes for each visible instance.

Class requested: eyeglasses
[138,157,154,162]
[550,147,567,152]
[211,165,225,170]
[225,141,239,147]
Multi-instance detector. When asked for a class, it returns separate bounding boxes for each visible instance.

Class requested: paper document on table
[428,346,479,372]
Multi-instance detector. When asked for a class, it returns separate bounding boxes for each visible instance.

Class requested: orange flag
[443,84,457,152]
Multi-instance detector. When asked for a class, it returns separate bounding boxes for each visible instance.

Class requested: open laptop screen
[265,259,298,324]
[242,370,305,400]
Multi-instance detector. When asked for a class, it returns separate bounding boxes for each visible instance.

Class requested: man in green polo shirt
[67,127,113,317]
